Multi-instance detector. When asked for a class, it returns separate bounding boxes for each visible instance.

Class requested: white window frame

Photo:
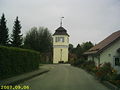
[55,37,64,42]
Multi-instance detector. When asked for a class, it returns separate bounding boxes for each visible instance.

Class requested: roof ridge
[84,30,120,55]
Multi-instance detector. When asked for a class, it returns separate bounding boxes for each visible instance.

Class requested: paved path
[19,64,110,90]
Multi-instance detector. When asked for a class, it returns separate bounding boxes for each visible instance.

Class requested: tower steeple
[60,17,64,27]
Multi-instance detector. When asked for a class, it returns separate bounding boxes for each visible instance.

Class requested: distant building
[84,30,120,73]
[53,26,69,63]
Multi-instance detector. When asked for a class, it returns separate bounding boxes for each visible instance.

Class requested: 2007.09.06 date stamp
[0,85,30,90]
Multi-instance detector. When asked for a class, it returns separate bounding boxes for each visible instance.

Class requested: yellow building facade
[53,27,69,63]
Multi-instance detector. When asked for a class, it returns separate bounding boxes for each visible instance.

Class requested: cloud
[0,0,120,45]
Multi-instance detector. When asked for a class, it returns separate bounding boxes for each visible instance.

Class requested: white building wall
[100,39,120,73]
[88,55,99,66]
[87,39,120,73]
[94,56,99,66]
[88,56,92,61]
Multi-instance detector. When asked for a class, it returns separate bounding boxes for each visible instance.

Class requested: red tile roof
[84,30,120,55]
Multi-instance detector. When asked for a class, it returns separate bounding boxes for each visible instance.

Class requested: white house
[84,30,120,73]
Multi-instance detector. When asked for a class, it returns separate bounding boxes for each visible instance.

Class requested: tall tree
[70,42,94,59]
[69,44,74,53]
[0,14,9,45]
[75,44,83,58]
[24,27,52,53]
[81,41,94,52]
[11,16,22,47]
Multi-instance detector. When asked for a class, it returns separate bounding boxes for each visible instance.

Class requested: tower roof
[53,26,69,36]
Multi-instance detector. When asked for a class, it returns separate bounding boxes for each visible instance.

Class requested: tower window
[55,37,64,42]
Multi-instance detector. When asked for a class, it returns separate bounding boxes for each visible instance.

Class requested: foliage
[0,14,9,46]
[95,63,113,80]
[110,80,120,88]
[68,53,77,64]
[81,60,96,72]
[81,41,94,52]
[24,27,52,53]
[72,58,86,66]
[0,46,40,80]
[11,16,23,47]
[74,44,83,59]
[40,53,52,64]
[77,60,120,87]
[69,42,94,61]
[69,44,74,53]
[109,74,120,88]
[114,74,120,80]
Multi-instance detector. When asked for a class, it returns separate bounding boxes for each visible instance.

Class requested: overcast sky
[0,0,120,46]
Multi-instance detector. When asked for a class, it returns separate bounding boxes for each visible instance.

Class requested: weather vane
[60,17,64,27]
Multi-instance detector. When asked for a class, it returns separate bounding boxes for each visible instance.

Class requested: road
[19,64,110,90]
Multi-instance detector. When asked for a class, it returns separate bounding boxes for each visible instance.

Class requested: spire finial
[60,17,64,27]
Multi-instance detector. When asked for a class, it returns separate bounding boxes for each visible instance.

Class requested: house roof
[84,30,120,55]
[53,27,69,36]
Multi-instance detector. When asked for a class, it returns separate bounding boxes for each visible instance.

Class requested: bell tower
[53,17,69,63]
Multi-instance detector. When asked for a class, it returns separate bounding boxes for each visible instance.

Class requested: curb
[102,81,120,90]
[0,69,49,86]
[77,67,120,90]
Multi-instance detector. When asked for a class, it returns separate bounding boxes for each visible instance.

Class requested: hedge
[0,46,40,80]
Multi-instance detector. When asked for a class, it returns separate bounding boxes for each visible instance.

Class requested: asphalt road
[20,64,110,90]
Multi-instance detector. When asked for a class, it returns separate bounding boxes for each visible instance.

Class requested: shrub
[82,60,96,72]
[0,46,40,80]
[72,58,86,66]
[109,74,120,87]
[96,63,113,80]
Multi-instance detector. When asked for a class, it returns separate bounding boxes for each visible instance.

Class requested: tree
[69,44,74,53]
[24,27,52,53]
[0,13,9,45]
[81,41,94,52]
[11,16,22,47]
[70,42,94,59]
[75,44,83,58]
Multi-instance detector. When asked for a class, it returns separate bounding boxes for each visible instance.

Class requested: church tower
[53,18,69,63]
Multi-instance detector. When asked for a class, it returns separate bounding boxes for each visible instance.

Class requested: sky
[0,0,120,46]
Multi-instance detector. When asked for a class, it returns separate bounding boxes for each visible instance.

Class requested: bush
[0,46,40,80]
[110,74,120,87]
[72,58,86,66]
[114,74,120,80]
[96,63,113,80]
[82,60,96,72]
